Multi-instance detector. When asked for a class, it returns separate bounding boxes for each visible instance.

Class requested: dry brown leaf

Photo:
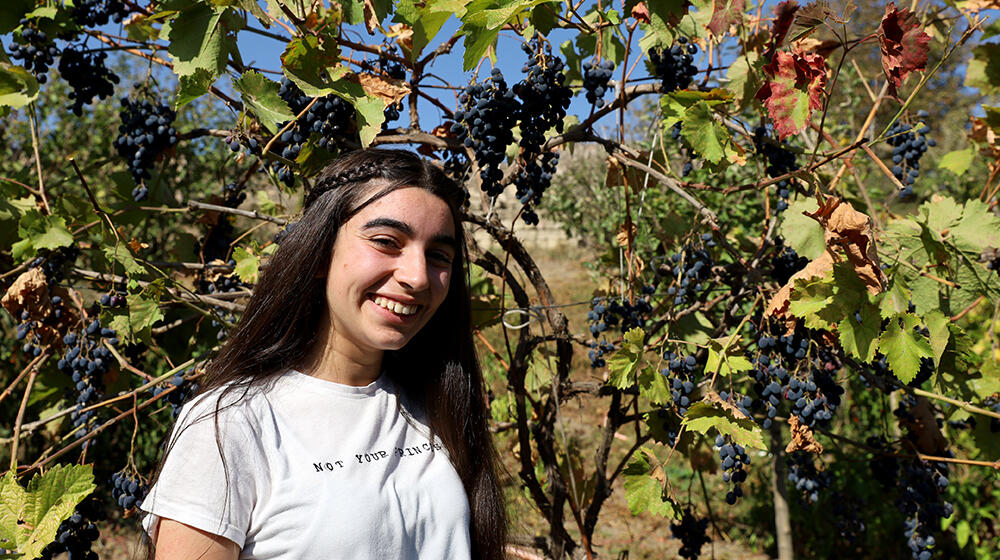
[431,123,454,139]
[785,415,823,454]
[703,390,751,421]
[898,397,949,456]
[128,238,149,253]
[357,73,410,105]
[386,23,413,52]
[630,1,651,23]
[791,37,840,57]
[1,268,77,345]
[362,0,379,33]
[963,0,1000,13]
[969,116,1000,161]
[764,196,885,326]
[616,219,636,248]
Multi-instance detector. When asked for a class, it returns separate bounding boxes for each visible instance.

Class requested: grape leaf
[281,35,342,97]
[756,49,826,139]
[724,53,761,111]
[233,246,260,284]
[680,101,731,165]
[877,313,933,384]
[778,197,824,259]
[878,278,912,319]
[622,448,678,518]
[638,366,672,405]
[394,0,468,61]
[937,148,975,177]
[949,198,1000,255]
[103,245,147,277]
[233,71,295,134]
[637,0,689,51]
[704,336,754,376]
[459,0,556,70]
[0,61,39,108]
[965,43,1000,96]
[706,0,744,37]
[682,402,766,450]
[764,0,799,57]
[787,276,836,329]
[0,465,95,559]
[924,309,950,366]
[11,210,73,262]
[607,327,645,389]
[176,68,215,107]
[165,5,242,79]
[877,2,930,100]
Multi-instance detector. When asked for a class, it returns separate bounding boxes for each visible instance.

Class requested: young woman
[139,148,507,560]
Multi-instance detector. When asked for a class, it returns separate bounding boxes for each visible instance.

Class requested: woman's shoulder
[173,374,285,432]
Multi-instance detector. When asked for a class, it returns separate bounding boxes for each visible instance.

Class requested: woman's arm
[153,518,240,560]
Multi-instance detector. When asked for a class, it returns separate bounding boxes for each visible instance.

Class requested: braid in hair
[304,159,384,209]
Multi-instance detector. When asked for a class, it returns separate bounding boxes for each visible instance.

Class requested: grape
[57,315,117,442]
[58,46,121,116]
[582,58,615,108]
[375,41,406,126]
[648,37,698,93]
[786,451,831,504]
[113,95,178,200]
[271,78,356,186]
[71,0,130,26]
[452,69,518,197]
[9,20,60,83]
[715,434,750,505]
[753,126,797,212]
[657,236,715,307]
[111,470,148,511]
[769,238,808,285]
[151,368,200,417]
[887,116,934,200]
[38,496,103,560]
[670,508,710,560]
[660,351,700,415]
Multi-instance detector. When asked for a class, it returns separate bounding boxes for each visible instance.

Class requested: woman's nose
[395,250,429,292]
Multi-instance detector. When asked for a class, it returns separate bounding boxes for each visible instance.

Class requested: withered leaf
[878,2,931,100]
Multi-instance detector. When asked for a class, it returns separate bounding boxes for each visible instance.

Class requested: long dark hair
[149,148,506,558]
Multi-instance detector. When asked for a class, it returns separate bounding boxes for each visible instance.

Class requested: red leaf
[707,0,745,37]
[756,50,827,139]
[631,1,651,24]
[878,2,930,100]
[765,0,800,58]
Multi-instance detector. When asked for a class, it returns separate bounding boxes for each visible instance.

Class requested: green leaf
[787,276,836,330]
[955,520,971,549]
[463,0,554,30]
[638,366,672,405]
[622,448,678,517]
[233,246,260,284]
[165,5,242,78]
[606,327,645,389]
[680,101,731,165]
[877,313,933,384]
[965,43,1000,96]
[103,245,148,276]
[280,35,342,97]
[837,312,880,363]
[704,336,753,377]
[724,53,761,110]
[350,95,385,148]
[0,62,39,108]
[937,148,975,177]
[459,20,498,71]
[176,67,215,107]
[125,14,160,41]
[920,195,963,237]
[681,401,766,450]
[949,198,1000,255]
[924,310,950,367]
[394,0,468,61]
[638,0,688,51]
[12,210,73,262]
[879,278,911,318]
[126,287,165,336]
[777,197,824,260]
[0,465,95,559]
[233,71,295,133]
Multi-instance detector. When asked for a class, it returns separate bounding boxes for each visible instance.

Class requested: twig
[71,267,247,313]
[260,96,318,161]
[951,295,985,322]
[9,355,44,470]
[0,353,48,408]
[911,387,1000,420]
[27,106,50,214]
[188,200,289,225]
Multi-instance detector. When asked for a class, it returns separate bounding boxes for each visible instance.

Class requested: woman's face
[322,186,457,357]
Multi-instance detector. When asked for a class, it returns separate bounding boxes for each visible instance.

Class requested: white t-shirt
[139,369,472,559]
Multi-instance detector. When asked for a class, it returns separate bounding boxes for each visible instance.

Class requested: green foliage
[0,465,95,559]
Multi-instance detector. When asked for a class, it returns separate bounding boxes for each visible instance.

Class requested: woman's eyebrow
[361,217,457,248]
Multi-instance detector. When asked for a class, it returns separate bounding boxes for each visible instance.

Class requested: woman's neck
[299,319,384,386]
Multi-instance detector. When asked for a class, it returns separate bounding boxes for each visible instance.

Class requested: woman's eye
[371,237,399,249]
[430,251,454,265]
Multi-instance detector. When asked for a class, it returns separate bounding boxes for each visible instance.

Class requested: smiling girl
[139,149,507,559]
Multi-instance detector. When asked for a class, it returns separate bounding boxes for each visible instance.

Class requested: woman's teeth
[373,296,418,316]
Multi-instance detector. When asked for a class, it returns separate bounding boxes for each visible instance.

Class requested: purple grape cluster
[753,329,843,429]
[582,58,615,107]
[151,369,200,417]
[58,45,120,116]
[887,111,935,199]
[659,234,716,307]
[715,434,750,504]
[272,78,356,186]
[648,37,698,93]
[670,508,710,560]
[753,126,797,212]
[113,96,178,200]
[660,352,699,415]
[9,20,59,83]
[71,0,130,26]
[452,69,518,197]
[786,451,831,504]
[110,470,147,511]
[769,239,808,285]
[57,318,117,440]
[38,497,103,560]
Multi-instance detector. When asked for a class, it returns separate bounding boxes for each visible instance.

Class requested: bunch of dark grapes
[769,238,808,285]
[38,496,103,560]
[670,508,710,560]
[272,78,356,186]
[829,490,867,546]
[887,111,935,199]
[648,37,698,93]
[752,326,843,429]
[582,58,615,107]
[658,234,716,307]
[984,396,1000,432]
[452,69,519,197]
[660,352,699,415]
[586,339,615,368]
[753,126,797,212]
[71,0,130,26]
[669,123,696,177]
[200,273,245,340]
[58,45,121,116]
[113,96,178,200]
[897,458,952,560]
[9,20,60,83]
[226,131,260,158]
[786,451,831,504]
[151,369,199,417]
[511,36,572,224]
[715,434,750,504]
[442,150,472,188]
[588,286,655,334]
[866,435,900,489]
[57,318,117,440]
[30,246,81,284]
[375,42,406,125]
[110,470,147,511]
[17,248,81,357]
